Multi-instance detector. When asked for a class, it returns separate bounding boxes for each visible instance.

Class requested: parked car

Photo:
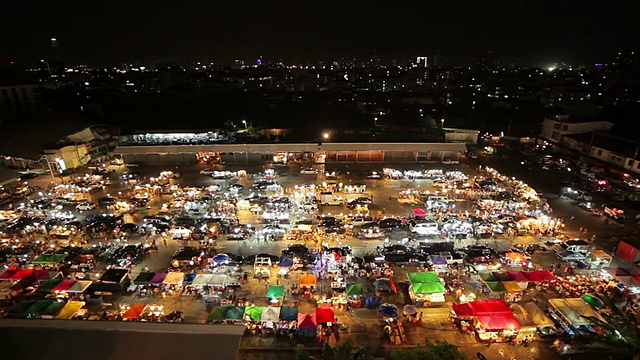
[442,159,460,165]
[300,168,318,175]
[200,168,215,175]
[378,218,403,229]
[76,202,96,211]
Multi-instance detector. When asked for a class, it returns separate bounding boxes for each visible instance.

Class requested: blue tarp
[279,257,294,267]
[183,272,197,285]
[365,296,382,309]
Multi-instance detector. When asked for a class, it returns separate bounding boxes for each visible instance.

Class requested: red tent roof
[0,269,18,280]
[52,279,77,292]
[298,313,317,328]
[11,269,34,281]
[476,314,521,331]
[522,271,544,282]
[532,270,557,281]
[122,304,147,320]
[452,303,474,317]
[316,307,336,323]
[507,271,528,282]
[468,300,512,315]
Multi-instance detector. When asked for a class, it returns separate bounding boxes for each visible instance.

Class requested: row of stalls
[5,300,85,319]
[546,298,608,336]
[477,270,557,302]
[452,299,522,343]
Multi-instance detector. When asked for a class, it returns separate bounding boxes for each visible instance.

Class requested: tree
[390,339,468,360]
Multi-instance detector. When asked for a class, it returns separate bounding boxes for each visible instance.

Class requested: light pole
[374,117,378,127]
[242,120,247,130]
[441,118,445,129]
[323,133,329,141]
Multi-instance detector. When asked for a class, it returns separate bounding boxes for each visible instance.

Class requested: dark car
[98,197,117,206]
[378,218,403,229]
[19,172,39,180]
[119,223,139,234]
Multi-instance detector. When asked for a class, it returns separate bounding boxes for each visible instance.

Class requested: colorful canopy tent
[149,273,167,284]
[403,304,418,316]
[279,306,298,321]
[9,269,34,281]
[429,255,447,266]
[207,306,230,322]
[522,302,554,328]
[279,257,294,267]
[479,273,499,282]
[468,300,513,315]
[379,303,399,318]
[208,274,228,288]
[182,272,196,285]
[54,301,85,319]
[38,278,63,293]
[532,270,557,281]
[133,272,155,285]
[407,272,441,284]
[67,280,92,293]
[162,272,184,285]
[565,298,607,324]
[122,304,146,320]
[412,208,426,218]
[31,254,67,265]
[476,314,521,331]
[510,304,535,330]
[507,271,530,282]
[346,283,364,297]
[40,301,66,319]
[299,274,317,288]
[298,313,318,337]
[266,285,285,299]
[52,279,77,293]
[225,306,245,321]
[501,281,525,292]
[483,281,507,294]
[316,307,335,323]
[412,281,446,294]
[581,294,605,307]
[7,301,35,318]
[261,307,281,322]
[244,305,264,321]
[521,271,544,283]
[26,300,55,318]
[491,271,515,282]
[191,274,213,287]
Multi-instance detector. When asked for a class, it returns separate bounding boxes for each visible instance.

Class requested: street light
[323,133,330,140]
[374,117,378,127]
[241,120,247,130]
[441,118,445,128]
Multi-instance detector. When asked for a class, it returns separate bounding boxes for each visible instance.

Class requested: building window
[627,159,634,167]
[562,125,568,131]
[597,149,603,156]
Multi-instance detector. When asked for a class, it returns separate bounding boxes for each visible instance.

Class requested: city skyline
[1,1,639,66]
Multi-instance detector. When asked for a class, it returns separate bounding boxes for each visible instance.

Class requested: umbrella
[403,304,418,316]
[379,303,399,318]
[213,254,231,264]
[581,294,605,307]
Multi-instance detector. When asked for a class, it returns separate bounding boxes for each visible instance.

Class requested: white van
[410,221,439,235]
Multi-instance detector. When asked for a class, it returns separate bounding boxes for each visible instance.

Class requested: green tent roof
[207,306,230,322]
[38,278,63,293]
[225,306,245,321]
[479,273,499,282]
[266,285,285,298]
[26,300,55,317]
[41,301,66,316]
[346,283,364,296]
[32,254,66,265]
[244,305,263,321]
[133,272,156,285]
[407,272,440,285]
[484,281,507,293]
[412,281,446,294]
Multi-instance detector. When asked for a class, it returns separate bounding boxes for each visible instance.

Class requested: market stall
[121,304,147,321]
[207,306,230,323]
[54,300,85,319]
[162,272,185,286]
[266,285,285,305]
[297,313,317,338]
[279,306,298,321]
[225,306,245,322]
[52,279,77,294]
[522,302,555,336]
[244,305,264,322]
[208,274,228,291]
[40,300,66,319]
[407,272,446,306]
[315,307,336,324]
[25,299,55,318]
[346,283,364,307]
[37,278,63,293]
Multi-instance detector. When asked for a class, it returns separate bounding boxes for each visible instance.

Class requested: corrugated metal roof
[0,319,245,360]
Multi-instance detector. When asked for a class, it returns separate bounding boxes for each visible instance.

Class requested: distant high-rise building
[50,37,60,61]
[416,57,428,67]
[0,85,42,113]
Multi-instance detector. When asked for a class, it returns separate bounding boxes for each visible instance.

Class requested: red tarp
[524,271,546,282]
[412,208,426,218]
[468,300,512,315]
[315,307,335,323]
[616,241,640,263]
[452,303,474,317]
[32,270,53,281]
[507,271,528,282]
[122,304,146,320]
[532,270,557,281]
[52,279,77,292]
[298,313,317,328]
[0,269,19,280]
[476,314,521,331]
[11,269,34,281]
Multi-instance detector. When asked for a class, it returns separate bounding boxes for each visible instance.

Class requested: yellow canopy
[54,301,85,319]
[501,281,525,292]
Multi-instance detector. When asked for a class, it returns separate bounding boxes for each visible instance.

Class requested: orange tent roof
[299,274,317,287]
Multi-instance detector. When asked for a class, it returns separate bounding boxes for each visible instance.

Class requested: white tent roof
[191,274,213,287]
[548,298,589,325]
[66,280,92,294]
[261,307,280,322]
[162,272,185,285]
[208,274,228,287]
[565,298,607,323]
[522,302,554,327]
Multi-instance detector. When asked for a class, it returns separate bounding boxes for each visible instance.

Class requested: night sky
[1,0,639,66]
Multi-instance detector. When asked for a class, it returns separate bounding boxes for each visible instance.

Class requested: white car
[441,159,460,165]
[300,168,318,175]
[200,168,215,175]
[349,217,376,227]
[76,202,96,211]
